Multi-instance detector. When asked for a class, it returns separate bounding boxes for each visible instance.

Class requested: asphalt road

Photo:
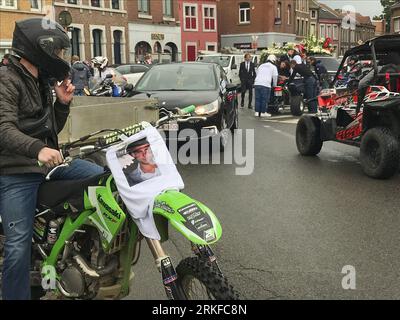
[127,103,400,300]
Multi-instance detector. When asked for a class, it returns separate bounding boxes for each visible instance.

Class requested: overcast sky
[319,0,384,18]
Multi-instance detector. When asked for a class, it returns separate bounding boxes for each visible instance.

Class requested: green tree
[381,0,398,32]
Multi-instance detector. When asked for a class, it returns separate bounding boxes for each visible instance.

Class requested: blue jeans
[304,77,318,113]
[0,159,103,300]
[254,86,271,114]
[74,89,85,96]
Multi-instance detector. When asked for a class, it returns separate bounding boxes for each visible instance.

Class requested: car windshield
[315,57,340,73]
[115,65,131,75]
[135,64,217,91]
[197,55,231,68]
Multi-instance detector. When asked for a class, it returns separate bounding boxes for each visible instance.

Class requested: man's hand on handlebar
[38,147,64,168]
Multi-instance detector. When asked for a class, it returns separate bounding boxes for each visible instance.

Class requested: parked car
[130,62,239,151]
[196,53,259,85]
[115,64,150,86]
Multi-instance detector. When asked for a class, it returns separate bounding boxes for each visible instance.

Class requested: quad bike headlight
[194,100,219,116]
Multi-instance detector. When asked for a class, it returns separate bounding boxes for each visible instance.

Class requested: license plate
[160,121,179,131]
[275,91,282,96]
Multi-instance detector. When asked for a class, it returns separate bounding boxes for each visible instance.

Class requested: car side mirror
[231,64,237,70]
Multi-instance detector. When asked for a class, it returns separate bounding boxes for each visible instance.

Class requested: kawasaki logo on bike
[97,193,121,220]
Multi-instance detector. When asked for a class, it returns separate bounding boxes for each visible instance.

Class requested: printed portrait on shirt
[118,137,161,187]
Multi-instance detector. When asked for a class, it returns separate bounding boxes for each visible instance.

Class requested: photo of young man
[121,138,160,187]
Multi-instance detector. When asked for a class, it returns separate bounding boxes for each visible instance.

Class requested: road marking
[260,118,300,124]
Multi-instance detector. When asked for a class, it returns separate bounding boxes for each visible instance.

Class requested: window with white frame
[184,4,197,30]
[311,10,316,19]
[287,5,291,24]
[138,0,149,14]
[30,0,40,10]
[91,0,101,7]
[333,25,338,40]
[93,29,103,56]
[163,0,172,17]
[394,17,400,32]
[239,2,250,24]
[276,2,281,19]
[0,0,17,9]
[111,0,120,10]
[320,24,325,38]
[203,5,216,31]
[326,25,332,38]
[310,23,316,36]
[71,28,81,57]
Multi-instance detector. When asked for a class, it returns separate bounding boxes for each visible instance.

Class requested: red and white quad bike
[295,35,400,179]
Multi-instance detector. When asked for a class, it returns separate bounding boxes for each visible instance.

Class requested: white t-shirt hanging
[106,124,184,240]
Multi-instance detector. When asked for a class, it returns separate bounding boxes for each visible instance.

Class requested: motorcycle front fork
[145,238,222,300]
[191,243,223,275]
[145,238,187,300]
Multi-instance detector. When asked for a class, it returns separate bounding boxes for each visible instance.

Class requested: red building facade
[178,0,219,61]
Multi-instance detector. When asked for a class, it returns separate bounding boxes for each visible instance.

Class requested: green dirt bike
[0,106,239,300]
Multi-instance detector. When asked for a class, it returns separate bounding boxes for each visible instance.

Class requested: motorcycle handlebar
[41,105,200,172]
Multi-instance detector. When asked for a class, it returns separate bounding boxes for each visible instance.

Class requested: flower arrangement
[302,35,334,55]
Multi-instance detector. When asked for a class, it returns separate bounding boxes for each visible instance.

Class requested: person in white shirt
[254,55,278,117]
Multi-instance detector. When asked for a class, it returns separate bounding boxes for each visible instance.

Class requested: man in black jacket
[288,60,318,113]
[239,53,256,108]
[0,18,103,300]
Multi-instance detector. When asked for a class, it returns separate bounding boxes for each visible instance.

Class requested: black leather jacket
[0,56,70,175]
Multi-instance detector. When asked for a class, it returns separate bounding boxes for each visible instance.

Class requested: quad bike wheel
[290,95,305,116]
[360,127,400,179]
[296,116,323,156]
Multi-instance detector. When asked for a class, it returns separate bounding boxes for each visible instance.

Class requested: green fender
[153,190,222,245]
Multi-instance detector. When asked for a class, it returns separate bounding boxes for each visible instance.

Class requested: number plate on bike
[275,91,282,96]
[160,120,179,131]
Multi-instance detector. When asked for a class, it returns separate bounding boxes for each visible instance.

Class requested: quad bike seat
[37,173,108,212]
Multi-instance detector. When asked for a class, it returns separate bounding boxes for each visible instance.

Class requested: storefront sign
[234,43,252,49]
[151,33,165,41]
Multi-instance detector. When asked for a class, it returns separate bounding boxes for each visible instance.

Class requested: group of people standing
[239,47,328,117]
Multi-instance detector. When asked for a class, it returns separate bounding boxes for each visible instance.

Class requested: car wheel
[219,115,230,152]
[296,116,323,156]
[231,100,239,132]
[290,95,304,116]
[360,127,400,179]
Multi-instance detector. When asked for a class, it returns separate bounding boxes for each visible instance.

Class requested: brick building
[0,0,52,57]
[53,0,129,65]
[217,0,296,50]
[391,1,400,34]
[372,19,386,36]
[295,0,310,41]
[126,0,181,63]
[317,3,341,56]
[178,0,218,61]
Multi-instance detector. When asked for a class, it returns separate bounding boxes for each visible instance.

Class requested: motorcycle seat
[37,173,108,211]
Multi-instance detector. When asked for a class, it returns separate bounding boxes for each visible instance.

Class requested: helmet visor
[38,36,71,64]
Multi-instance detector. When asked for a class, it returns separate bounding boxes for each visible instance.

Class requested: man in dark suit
[239,53,256,109]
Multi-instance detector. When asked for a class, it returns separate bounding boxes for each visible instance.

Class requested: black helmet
[12,18,71,81]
